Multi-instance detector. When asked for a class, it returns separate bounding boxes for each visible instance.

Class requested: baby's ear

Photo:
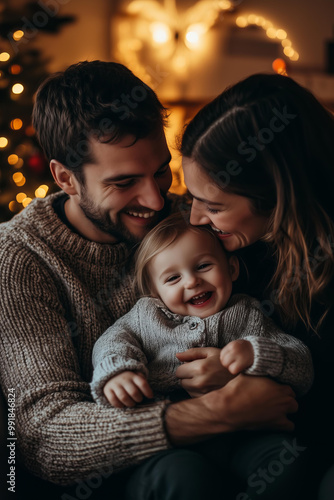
[228,255,239,282]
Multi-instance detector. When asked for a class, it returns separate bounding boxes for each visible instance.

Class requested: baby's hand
[103,371,153,408]
[220,340,254,375]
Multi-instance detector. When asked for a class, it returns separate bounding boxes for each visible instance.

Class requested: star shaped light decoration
[113,0,243,87]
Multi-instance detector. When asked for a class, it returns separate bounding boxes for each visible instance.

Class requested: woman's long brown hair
[181,73,334,333]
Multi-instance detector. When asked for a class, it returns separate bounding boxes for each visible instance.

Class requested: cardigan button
[189,322,198,330]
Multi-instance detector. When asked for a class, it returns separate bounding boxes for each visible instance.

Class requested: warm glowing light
[255,16,265,26]
[247,14,258,24]
[22,197,32,208]
[12,172,23,183]
[276,29,287,40]
[150,22,172,44]
[236,16,248,28]
[10,118,23,130]
[16,176,26,187]
[0,137,8,148]
[263,20,273,30]
[8,154,19,165]
[39,184,49,193]
[13,30,24,41]
[218,0,232,9]
[9,201,19,213]
[12,83,24,94]
[266,28,277,39]
[16,192,27,203]
[290,51,299,61]
[237,14,297,62]
[35,186,47,198]
[185,24,206,50]
[283,46,294,57]
[272,58,287,75]
[9,64,22,75]
[0,52,10,62]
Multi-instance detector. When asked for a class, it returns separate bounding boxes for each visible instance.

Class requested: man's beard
[78,188,169,246]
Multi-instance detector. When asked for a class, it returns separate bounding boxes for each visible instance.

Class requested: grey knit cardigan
[91,295,314,405]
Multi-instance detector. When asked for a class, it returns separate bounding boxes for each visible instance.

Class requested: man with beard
[0,61,297,500]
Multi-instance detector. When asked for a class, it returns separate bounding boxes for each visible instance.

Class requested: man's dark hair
[32,60,168,181]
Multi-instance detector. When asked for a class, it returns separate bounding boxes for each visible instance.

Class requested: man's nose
[190,201,211,226]
[136,179,165,212]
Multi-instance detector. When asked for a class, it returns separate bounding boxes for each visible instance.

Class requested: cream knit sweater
[0,192,178,485]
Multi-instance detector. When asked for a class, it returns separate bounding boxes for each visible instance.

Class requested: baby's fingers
[113,385,138,407]
[133,373,154,400]
[104,389,126,408]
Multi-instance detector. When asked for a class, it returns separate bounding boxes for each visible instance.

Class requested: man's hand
[103,371,153,408]
[209,374,298,431]
[165,374,298,446]
[220,340,254,374]
[175,347,235,397]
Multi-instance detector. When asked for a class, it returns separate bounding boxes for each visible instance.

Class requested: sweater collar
[153,298,196,322]
[8,191,135,267]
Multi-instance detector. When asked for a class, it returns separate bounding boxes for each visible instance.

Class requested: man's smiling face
[68,131,173,244]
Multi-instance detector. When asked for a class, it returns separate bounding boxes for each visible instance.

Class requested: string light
[13,30,24,41]
[35,185,48,198]
[8,154,19,165]
[22,197,32,208]
[10,118,23,130]
[0,52,10,62]
[9,65,22,75]
[235,14,299,63]
[276,29,287,40]
[235,16,248,28]
[8,201,19,213]
[16,192,27,203]
[272,58,287,75]
[12,83,24,94]
[0,137,9,148]
[12,172,23,183]
[15,175,26,187]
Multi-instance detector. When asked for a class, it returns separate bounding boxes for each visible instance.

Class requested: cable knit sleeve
[0,245,170,485]
[223,295,314,396]
[91,300,149,405]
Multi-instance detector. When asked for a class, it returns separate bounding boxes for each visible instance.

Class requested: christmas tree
[0,1,74,222]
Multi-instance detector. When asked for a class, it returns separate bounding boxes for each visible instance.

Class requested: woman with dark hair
[180,73,334,499]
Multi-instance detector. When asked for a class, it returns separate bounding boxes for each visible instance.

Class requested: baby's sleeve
[227,295,314,396]
[90,300,149,405]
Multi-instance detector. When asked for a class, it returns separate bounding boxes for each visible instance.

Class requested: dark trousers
[318,464,334,500]
[14,432,315,500]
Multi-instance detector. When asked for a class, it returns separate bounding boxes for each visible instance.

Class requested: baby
[90,212,313,407]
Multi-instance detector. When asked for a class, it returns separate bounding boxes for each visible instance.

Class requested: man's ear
[50,160,79,196]
[228,255,240,282]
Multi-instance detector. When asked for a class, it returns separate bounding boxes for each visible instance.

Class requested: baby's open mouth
[189,291,212,305]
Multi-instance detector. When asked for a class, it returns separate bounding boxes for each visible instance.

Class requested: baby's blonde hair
[135,212,220,296]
